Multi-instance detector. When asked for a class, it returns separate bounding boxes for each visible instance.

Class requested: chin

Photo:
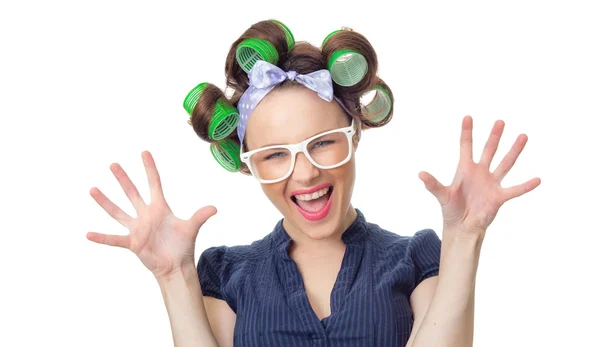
[300,219,340,240]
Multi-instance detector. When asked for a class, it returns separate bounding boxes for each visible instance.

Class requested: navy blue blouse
[197,209,441,347]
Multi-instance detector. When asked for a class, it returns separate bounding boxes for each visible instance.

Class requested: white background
[1,0,598,346]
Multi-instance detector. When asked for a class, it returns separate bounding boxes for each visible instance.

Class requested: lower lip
[294,189,333,222]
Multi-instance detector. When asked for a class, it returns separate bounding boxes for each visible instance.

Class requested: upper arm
[405,275,438,347]
[203,296,236,347]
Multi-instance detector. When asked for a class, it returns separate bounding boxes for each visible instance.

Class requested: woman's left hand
[419,115,541,238]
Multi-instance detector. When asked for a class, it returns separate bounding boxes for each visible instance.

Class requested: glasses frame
[240,119,356,184]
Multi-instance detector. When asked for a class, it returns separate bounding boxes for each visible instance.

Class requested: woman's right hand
[87,150,217,280]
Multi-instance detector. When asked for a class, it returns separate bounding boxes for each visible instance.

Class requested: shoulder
[197,232,275,277]
[365,220,440,255]
[364,220,441,293]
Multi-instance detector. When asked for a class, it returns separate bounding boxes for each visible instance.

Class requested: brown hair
[187,20,395,174]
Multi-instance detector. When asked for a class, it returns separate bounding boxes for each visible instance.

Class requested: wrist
[156,260,197,285]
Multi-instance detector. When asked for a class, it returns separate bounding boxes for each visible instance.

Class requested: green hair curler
[236,20,295,73]
[210,139,242,172]
[209,99,239,140]
[322,30,369,87]
[269,19,295,50]
[182,82,209,116]
[236,38,279,73]
[183,83,239,141]
[321,29,342,47]
[361,85,392,123]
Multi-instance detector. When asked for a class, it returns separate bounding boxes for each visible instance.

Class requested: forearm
[157,261,219,347]
[411,229,483,347]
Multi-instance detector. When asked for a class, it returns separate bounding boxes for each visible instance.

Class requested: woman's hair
[188,20,395,175]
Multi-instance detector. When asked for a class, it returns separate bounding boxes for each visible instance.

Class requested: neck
[283,205,358,259]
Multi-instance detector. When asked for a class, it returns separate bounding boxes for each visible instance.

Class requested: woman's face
[244,86,358,241]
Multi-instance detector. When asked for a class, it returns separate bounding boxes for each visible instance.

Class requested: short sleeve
[196,246,228,301]
[407,229,442,296]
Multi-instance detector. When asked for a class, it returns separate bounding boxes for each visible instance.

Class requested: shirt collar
[271,208,368,259]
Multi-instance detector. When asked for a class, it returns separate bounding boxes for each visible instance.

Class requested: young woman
[87,20,541,347]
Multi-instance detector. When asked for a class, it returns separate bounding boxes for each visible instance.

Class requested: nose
[290,152,320,184]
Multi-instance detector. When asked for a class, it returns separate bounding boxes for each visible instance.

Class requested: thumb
[418,171,448,205]
[189,205,218,232]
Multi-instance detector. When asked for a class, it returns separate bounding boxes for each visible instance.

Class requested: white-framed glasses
[240,119,356,184]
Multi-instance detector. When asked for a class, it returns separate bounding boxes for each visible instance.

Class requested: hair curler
[183,82,239,141]
[322,28,369,87]
[235,19,295,73]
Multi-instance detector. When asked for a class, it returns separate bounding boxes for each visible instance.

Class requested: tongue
[296,193,329,213]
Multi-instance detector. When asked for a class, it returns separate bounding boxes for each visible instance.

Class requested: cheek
[341,157,357,179]
[261,183,288,206]
[331,161,356,195]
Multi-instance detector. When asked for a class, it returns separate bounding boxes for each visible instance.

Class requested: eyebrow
[256,127,337,149]
[259,141,286,148]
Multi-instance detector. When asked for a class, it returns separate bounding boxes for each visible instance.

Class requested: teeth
[294,187,330,201]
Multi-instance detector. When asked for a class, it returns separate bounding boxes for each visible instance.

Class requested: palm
[419,116,541,234]
[87,151,217,279]
[128,203,189,276]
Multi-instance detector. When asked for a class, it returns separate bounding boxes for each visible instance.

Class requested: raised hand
[418,116,541,236]
[87,151,217,279]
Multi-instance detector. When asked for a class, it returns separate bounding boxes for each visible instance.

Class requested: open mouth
[291,186,334,221]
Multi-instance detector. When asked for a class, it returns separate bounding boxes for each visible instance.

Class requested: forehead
[245,87,349,150]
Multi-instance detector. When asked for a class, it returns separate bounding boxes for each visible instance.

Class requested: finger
[418,171,449,205]
[86,231,130,249]
[190,205,218,231]
[479,120,505,169]
[90,187,134,228]
[142,151,166,203]
[460,115,474,163]
[110,163,146,212]
[503,177,541,201]
[493,134,528,182]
